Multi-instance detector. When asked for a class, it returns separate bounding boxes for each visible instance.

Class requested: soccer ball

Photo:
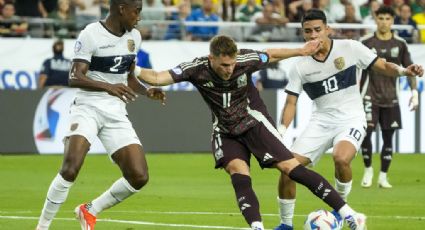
[303,209,341,230]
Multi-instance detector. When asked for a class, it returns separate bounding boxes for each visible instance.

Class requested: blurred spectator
[235,0,262,22]
[255,62,288,91]
[317,0,333,22]
[362,0,381,24]
[48,0,77,38]
[186,0,220,41]
[336,2,364,39]
[287,0,313,22]
[0,3,28,37]
[100,0,109,18]
[329,0,362,22]
[220,0,236,21]
[391,0,404,15]
[139,0,167,40]
[395,3,419,43]
[412,6,425,42]
[248,3,289,42]
[14,0,47,18]
[411,0,425,15]
[136,49,153,68]
[42,0,59,16]
[164,1,191,40]
[73,0,101,30]
[270,0,285,17]
[38,40,71,88]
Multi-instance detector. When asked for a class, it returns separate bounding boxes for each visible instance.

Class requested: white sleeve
[285,64,303,95]
[73,28,96,62]
[351,40,378,70]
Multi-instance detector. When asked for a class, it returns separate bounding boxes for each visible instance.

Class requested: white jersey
[72,21,142,114]
[285,39,378,124]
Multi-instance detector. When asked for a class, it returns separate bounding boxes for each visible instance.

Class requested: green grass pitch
[0,153,424,229]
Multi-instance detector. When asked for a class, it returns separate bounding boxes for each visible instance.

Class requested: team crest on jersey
[334,57,345,70]
[391,47,399,58]
[74,41,82,53]
[237,74,247,88]
[127,39,135,52]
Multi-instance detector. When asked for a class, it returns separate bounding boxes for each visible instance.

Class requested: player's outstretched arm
[278,94,298,136]
[69,61,137,103]
[128,70,166,105]
[372,58,424,78]
[134,67,175,86]
[265,40,321,63]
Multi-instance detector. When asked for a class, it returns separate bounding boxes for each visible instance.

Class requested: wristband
[134,66,142,77]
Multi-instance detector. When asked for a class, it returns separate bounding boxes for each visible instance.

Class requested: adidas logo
[263,153,273,162]
[240,203,251,211]
[203,82,214,88]
[321,188,331,199]
[390,121,399,128]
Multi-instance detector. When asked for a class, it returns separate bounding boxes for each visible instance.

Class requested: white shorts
[291,120,366,166]
[66,104,142,157]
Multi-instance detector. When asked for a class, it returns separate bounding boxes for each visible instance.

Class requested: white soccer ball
[303,209,341,230]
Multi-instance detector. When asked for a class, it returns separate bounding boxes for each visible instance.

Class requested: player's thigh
[98,115,142,159]
[243,123,293,168]
[211,132,251,169]
[379,105,402,130]
[291,121,333,166]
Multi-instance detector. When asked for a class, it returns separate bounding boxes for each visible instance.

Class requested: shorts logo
[263,153,273,162]
[127,39,135,52]
[334,57,345,70]
[214,148,224,160]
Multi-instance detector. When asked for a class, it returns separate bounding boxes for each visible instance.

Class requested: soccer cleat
[331,210,344,229]
[361,167,373,188]
[378,172,392,188]
[273,223,293,230]
[75,203,96,230]
[344,213,367,230]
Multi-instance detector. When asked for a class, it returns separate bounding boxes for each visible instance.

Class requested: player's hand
[409,89,419,111]
[147,87,166,105]
[277,123,287,137]
[107,83,137,103]
[301,40,321,56]
[405,64,424,77]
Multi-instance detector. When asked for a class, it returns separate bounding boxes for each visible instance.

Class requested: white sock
[338,204,356,219]
[37,173,73,229]
[88,177,138,216]
[251,221,264,230]
[277,197,295,226]
[335,179,352,202]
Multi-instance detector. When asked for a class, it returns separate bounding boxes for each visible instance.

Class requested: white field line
[0,210,424,220]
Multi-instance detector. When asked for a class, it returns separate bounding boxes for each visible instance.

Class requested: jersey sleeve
[351,40,378,70]
[168,59,201,83]
[40,60,49,75]
[284,63,302,96]
[239,49,270,72]
[400,42,413,67]
[73,28,96,64]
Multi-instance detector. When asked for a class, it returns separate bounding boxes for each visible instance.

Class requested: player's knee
[333,154,350,168]
[127,171,149,190]
[59,166,80,182]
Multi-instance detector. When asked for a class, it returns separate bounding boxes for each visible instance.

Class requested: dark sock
[288,165,345,211]
[361,129,373,168]
[381,130,394,172]
[230,173,261,225]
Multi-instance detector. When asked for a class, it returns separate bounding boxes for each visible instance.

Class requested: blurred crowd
[0,0,424,42]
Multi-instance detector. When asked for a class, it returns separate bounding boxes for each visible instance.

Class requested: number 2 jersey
[285,39,378,124]
[168,49,270,136]
[72,21,141,114]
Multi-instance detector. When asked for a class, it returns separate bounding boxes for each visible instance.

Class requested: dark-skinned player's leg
[37,135,90,230]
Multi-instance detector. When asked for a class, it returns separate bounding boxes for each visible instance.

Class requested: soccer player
[35,1,165,230]
[360,6,418,189]
[274,9,423,230]
[135,35,367,230]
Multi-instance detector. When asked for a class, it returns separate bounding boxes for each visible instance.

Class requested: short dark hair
[209,35,238,57]
[375,5,395,17]
[301,9,327,26]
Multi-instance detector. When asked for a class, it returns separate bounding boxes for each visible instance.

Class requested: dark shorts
[211,122,293,169]
[364,98,402,130]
